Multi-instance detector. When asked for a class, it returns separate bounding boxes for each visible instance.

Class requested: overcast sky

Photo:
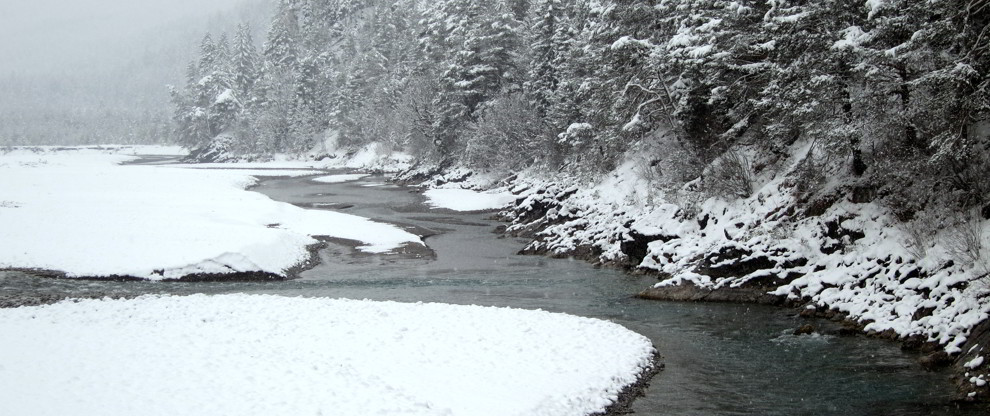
[0,0,251,74]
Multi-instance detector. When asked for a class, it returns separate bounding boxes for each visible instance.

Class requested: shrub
[943,211,990,276]
[703,149,755,199]
[462,94,550,173]
[901,208,945,260]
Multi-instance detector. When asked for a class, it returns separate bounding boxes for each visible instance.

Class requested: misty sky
[0,0,250,74]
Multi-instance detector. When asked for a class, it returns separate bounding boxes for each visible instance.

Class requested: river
[0,169,980,415]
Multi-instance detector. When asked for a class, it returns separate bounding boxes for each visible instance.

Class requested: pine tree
[232,23,259,101]
[430,0,524,161]
[198,34,217,76]
[264,1,300,72]
[526,0,563,116]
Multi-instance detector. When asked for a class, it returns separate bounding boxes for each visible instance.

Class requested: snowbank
[310,140,415,173]
[424,188,517,212]
[165,166,331,177]
[0,147,421,279]
[0,294,656,416]
[313,173,370,183]
[1,145,187,156]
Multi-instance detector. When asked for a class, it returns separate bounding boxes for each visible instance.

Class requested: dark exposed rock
[183,136,238,163]
[836,326,860,337]
[901,335,927,351]
[516,198,556,225]
[912,306,937,321]
[804,192,842,217]
[638,281,785,305]
[850,185,878,203]
[692,245,805,280]
[794,324,815,335]
[594,351,665,416]
[951,318,990,400]
[820,216,866,255]
[620,230,675,267]
[697,214,710,230]
[919,351,954,371]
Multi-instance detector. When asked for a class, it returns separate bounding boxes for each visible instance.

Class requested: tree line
[170,0,989,215]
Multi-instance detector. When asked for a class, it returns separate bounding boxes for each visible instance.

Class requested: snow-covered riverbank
[408,153,990,400]
[0,146,421,280]
[0,294,657,416]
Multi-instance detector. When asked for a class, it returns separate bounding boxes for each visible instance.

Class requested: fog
[0,0,271,146]
[0,0,251,74]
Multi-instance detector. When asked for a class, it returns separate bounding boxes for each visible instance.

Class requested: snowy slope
[0,147,421,279]
[0,294,656,416]
[444,144,990,396]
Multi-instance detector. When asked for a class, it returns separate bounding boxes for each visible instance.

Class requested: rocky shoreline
[481,175,990,405]
[639,278,990,404]
[512,239,990,405]
[597,351,663,416]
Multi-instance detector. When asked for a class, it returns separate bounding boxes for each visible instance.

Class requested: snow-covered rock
[486,146,990,363]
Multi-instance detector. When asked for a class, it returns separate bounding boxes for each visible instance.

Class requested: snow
[865,0,887,19]
[310,141,415,173]
[3,145,187,156]
[0,294,656,416]
[833,26,870,50]
[610,36,652,51]
[166,167,328,177]
[0,147,421,279]
[423,188,517,212]
[313,173,370,183]
[214,88,237,105]
[115,145,188,156]
[485,138,990,358]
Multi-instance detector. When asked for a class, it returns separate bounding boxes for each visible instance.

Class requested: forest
[170,0,989,226]
[3,0,990,407]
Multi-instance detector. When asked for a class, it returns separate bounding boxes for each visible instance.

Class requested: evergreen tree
[232,23,259,101]
[264,1,300,72]
[526,0,564,116]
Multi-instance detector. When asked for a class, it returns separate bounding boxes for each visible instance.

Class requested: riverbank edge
[1,254,665,416]
[598,350,664,416]
[496,222,990,405]
[472,179,990,405]
[0,238,334,309]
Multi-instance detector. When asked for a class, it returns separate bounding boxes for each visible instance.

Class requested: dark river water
[0,169,981,415]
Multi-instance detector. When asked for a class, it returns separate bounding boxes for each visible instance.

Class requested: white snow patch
[424,188,517,212]
[0,294,655,416]
[166,167,326,177]
[833,26,871,50]
[214,88,237,105]
[0,148,421,279]
[312,173,370,183]
[611,36,652,51]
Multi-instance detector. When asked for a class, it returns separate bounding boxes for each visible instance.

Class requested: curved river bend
[1,171,979,415]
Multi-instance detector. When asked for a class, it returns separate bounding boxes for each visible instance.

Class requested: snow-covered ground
[424,188,517,212]
[313,173,370,183]
[0,294,655,416]
[0,146,421,279]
